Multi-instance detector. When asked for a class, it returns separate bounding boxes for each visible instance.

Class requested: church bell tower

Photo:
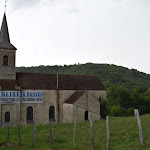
[0,13,17,80]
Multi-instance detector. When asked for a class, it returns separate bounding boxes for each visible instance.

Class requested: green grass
[0,115,150,150]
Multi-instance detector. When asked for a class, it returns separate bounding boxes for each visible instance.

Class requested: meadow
[0,114,150,150]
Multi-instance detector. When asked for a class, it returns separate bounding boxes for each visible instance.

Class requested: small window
[49,106,55,120]
[3,55,8,66]
[27,106,33,122]
[5,112,10,122]
[85,111,88,121]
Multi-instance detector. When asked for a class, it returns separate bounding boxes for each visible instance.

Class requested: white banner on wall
[0,91,20,104]
[22,91,43,103]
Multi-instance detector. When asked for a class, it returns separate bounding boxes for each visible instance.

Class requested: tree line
[106,85,150,117]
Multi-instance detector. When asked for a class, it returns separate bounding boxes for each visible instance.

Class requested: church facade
[0,13,106,127]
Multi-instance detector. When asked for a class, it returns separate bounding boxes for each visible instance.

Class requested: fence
[0,109,146,149]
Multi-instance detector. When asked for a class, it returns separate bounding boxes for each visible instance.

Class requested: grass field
[0,114,150,150]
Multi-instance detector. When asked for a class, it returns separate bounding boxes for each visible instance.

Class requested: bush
[127,107,134,116]
[121,107,127,116]
[111,105,122,116]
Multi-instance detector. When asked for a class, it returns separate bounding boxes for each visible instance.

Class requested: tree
[107,85,131,109]
[99,98,107,119]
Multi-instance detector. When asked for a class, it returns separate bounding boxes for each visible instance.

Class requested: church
[0,13,106,127]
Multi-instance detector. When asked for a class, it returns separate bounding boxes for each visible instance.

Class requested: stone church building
[0,13,106,127]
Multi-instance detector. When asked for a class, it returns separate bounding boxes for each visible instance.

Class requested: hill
[0,115,150,149]
[16,63,150,92]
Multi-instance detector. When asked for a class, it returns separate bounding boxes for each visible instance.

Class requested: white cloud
[9,0,79,14]
[10,0,41,9]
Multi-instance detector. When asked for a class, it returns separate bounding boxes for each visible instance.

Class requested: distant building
[0,13,106,127]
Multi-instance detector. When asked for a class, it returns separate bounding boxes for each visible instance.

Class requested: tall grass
[0,114,150,150]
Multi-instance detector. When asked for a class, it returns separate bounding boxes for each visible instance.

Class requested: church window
[3,55,8,66]
[85,111,88,121]
[27,106,33,122]
[49,106,55,120]
[5,112,10,122]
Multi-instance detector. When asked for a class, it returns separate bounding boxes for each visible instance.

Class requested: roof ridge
[16,72,97,77]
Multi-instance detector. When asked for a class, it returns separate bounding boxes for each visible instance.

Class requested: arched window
[49,106,55,120]
[3,55,8,66]
[85,111,88,121]
[5,112,10,122]
[27,106,33,122]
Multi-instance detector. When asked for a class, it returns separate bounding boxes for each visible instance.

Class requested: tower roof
[0,13,17,50]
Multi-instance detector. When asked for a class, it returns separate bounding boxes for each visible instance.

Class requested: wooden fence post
[32,121,35,148]
[134,109,144,146]
[17,125,21,146]
[90,118,94,150]
[106,116,110,150]
[50,120,54,148]
[7,125,9,141]
[73,119,77,149]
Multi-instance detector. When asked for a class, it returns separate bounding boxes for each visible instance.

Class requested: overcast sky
[0,0,150,74]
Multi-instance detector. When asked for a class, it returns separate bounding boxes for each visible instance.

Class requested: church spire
[0,13,10,43]
[0,13,17,50]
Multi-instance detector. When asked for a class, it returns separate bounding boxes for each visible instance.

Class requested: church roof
[0,13,17,50]
[58,74,105,90]
[16,73,57,90]
[16,73,106,90]
[0,73,106,90]
[64,90,86,104]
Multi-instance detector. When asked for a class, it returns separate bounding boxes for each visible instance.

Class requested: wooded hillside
[16,63,150,92]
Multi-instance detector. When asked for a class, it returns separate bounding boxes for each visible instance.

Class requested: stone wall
[0,49,16,80]
[62,90,106,123]
[0,90,106,126]
[20,90,57,126]
[1,104,19,127]
[0,90,58,127]
[63,104,73,123]
[58,90,75,123]
[73,106,100,122]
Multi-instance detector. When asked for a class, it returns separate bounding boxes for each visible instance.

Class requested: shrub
[121,107,127,116]
[111,105,122,116]
[99,97,107,119]
[127,107,134,116]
